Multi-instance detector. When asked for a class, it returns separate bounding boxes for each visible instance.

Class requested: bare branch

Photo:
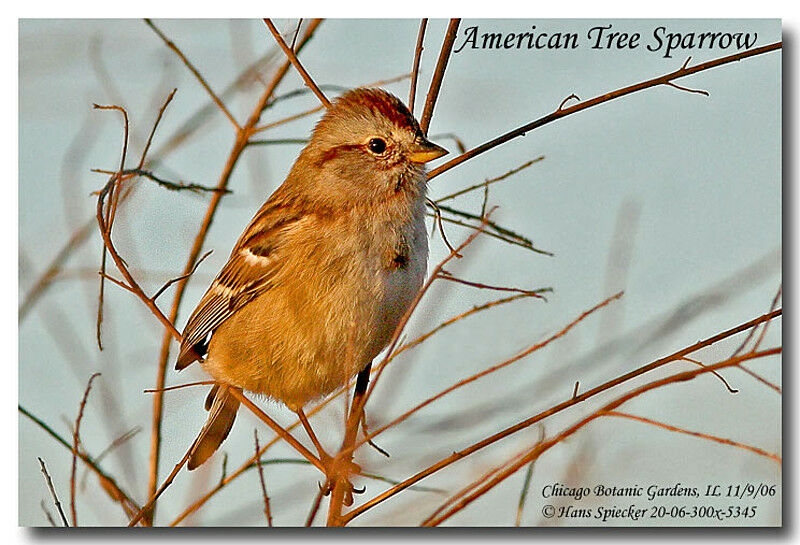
[681,356,738,394]
[437,270,551,299]
[605,411,780,463]
[431,203,553,256]
[92,103,129,350]
[38,458,69,526]
[228,388,326,475]
[144,19,241,129]
[408,19,428,114]
[137,88,177,169]
[151,250,213,302]
[92,168,230,195]
[70,372,101,526]
[305,487,325,527]
[419,19,460,134]
[665,81,710,96]
[253,430,273,526]
[263,19,331,108]
[434,156,545,204]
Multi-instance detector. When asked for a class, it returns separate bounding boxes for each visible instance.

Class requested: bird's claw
[317,455,363,506]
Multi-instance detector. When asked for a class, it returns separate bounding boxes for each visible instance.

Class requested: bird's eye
[368,138,387,154]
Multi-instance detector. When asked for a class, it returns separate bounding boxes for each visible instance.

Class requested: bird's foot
[318,454,363,506]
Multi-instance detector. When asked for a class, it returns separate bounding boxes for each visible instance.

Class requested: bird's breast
[366,204,429,353]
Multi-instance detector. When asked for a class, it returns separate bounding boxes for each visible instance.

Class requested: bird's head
[289,87,448,206]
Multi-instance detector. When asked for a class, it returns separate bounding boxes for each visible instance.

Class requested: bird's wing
[176,203,302,370]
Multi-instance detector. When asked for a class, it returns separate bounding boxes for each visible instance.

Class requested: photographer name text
[538,482,778,524]
[454,24,758,58]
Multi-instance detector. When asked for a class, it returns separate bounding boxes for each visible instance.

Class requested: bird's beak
[407,138,448,164]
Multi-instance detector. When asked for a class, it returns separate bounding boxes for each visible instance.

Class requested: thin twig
[263,19,331,108]
[430,132,467,154]
[70,372,101,526]
[92,104,129,350]
[681,356,738,393]
[738,365,782,394]
[426,198,459,255]
[360,413,390,458]
[38,458,69,526]
[137,88,177,169]
[253,430,273,526]
[143,380,217,394]
[290,19,303,49]
[419,19,460,134]
[428,213,550,255]
[434,156,545,204]
[144,19,240,129]
[437,270,550,299]
[558,93,580,111]
[515,426,545,526]
[229,388,327,475]
[81,426,142,490]
[605,411,780,463]
[393,293,536,359]
[729,284,782,392]
[408,19,428,114]
[753,284,783,352]
[91,168,230,195]
[305,487,325,527]
[98,272,136,294]
[434,202,552,256]
[95,180,182,340]
[665,81,709,96]
[151,250,213,302]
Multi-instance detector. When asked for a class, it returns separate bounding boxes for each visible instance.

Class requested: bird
[176,87,448,473]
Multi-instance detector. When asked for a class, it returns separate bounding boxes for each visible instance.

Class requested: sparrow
[176,87,448,470]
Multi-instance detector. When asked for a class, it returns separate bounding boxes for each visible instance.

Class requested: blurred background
[18,19,781,526]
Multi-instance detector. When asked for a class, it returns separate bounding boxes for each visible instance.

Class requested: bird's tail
[188,383,240,470]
